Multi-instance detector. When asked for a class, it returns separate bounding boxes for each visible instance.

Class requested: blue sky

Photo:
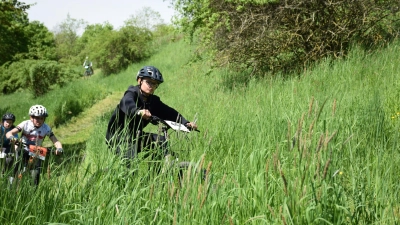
[23,0,176,31]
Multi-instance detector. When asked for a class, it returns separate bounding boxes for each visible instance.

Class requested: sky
[22,0,176,31]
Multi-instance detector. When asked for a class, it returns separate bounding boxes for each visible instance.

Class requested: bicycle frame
[145,116,204,184]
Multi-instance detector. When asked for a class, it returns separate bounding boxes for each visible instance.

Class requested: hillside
[1,39,400,224]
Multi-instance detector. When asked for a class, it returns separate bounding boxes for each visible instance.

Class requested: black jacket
[106,85,189,144]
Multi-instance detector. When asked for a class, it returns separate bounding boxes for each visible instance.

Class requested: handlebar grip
[185,125,200,132]
[149,116,161,125]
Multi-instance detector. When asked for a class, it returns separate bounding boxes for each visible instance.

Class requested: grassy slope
[1,39,400,224]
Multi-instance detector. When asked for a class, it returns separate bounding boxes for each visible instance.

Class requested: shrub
[0,60,79,96]
[175,0,400,75]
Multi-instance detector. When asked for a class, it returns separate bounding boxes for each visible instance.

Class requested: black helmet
[2,113,16,122]
[136,66,164,83]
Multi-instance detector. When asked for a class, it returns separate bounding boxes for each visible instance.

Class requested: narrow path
[51,92,122,144]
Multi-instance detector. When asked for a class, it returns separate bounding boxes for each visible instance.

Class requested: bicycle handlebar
[149,116,200,132]
[13,141,60,155]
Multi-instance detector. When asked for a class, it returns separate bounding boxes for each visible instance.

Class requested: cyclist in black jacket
[106,66,197,167]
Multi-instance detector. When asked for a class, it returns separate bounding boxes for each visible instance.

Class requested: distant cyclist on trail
[6,105,64,185]
[1,113,19,185]
[105,66,198,168]
[83,56,94,75]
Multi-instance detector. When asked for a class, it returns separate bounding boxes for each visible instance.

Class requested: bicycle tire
[176,161,207,181]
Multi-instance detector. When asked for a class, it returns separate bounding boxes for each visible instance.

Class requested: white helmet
[29,105,48,117]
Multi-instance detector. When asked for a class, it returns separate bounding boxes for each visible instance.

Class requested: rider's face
[30,116,45,127]
[2,119,13,129]
[139,78,159,95]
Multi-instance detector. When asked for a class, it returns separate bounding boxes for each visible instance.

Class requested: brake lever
[185,125,200,132]
[149,116,160,125]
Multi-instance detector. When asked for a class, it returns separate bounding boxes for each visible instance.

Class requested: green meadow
[1,39,400,224]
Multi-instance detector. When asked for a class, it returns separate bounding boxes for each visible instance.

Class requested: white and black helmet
[136,66,164,83]
[29,105,48,117]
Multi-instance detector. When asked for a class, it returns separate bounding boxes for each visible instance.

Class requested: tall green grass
[1,39,400,224]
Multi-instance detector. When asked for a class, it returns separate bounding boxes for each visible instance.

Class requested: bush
[175,0,400,75]
[90,26,153,75]
[52,99,82,127]
[0,60,35,94]
[0,60,79,96]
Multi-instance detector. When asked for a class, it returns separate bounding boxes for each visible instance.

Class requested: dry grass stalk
[316,133,324,153]
[280,206,287,225]
[169,182,176,200]
[287,120,292,150]
[197,183,202,200]
[203,129,208,139]
[198,154,205,174]
[47,165,51,179]
[232,177,240,188]
[322,159,331,180]
[280,167,288,195]
[208,136,213,146]
[343,134,354,145]
[324,130,337,149]
[296,113,305,152]
[332,98,337,116]
[149,184,154,200]
[314,152,321,180]
[301,133,309,163]
[200,190,207,208]
[173,209,177,225]
[189,205,193,219]
[308,119,316,140]
[308,96,315,118]
[302,185,307,198]
[267,204,275,218]
[220,174,226,185]
[265,160,269,191]
[175,189,180,202]
[273,144,279,172]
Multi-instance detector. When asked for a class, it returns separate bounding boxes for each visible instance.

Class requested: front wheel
[175,161,207,186]
[83,70,92,77]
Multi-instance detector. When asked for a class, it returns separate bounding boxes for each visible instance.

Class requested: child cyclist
[106,66,197,169]
[1,113,19,184]
[6,105,63,185]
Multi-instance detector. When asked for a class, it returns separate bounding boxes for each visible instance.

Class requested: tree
[0,0,31,65]
[14,21,57,61]
[173,0,400,75]
[91,25,153,75]
[53,14,87,63]
[124,6,165,31]
[76,22,114,60]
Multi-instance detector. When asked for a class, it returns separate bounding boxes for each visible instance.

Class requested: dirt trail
[51,92,122,144]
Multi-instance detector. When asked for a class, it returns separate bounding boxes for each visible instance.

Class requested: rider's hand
[186,122,198,130]
[138,109,152,120]
[56,148,64,155]
[8,136,17,142]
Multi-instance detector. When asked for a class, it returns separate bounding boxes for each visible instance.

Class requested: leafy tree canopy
[173,0,400,75]
[0,0,32,65]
